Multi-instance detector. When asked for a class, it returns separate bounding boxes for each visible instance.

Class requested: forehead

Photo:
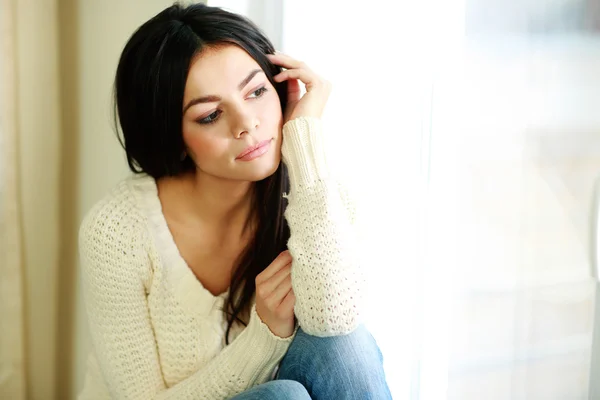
[185,45,262,95]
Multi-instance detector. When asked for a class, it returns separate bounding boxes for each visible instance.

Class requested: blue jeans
[230,324,392,399]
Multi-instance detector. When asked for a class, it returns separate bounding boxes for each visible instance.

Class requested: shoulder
[78,175,158,300]
[79,174,153,251]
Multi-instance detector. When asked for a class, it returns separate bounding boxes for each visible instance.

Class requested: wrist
[281,117,329,187]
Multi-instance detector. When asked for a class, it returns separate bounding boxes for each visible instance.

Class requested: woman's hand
[267,52,332,124]
[255,250,296,338]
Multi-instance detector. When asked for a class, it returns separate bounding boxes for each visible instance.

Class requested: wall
[56,1,180,398]
[14,0,61,398]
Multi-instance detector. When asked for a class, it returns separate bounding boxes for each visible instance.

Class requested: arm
[281,117,367,337]
[79,200,294,400]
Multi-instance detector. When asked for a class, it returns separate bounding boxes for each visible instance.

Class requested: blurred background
[1,0,600,399]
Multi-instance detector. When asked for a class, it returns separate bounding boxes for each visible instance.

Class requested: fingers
[268,53,322,87]
[267,52,331,121]
[267,52,307,70]
[267,273,292,307]
[279,289,296,312]
[273,68,315,86]
[270,60,331,95]
[259,262,291,297]
[286,78,302,103]
[253,248,296,338]
[256,250,291,284]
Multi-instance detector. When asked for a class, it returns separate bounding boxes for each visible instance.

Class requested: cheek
[260,96,284,132]
[184,131,229,164]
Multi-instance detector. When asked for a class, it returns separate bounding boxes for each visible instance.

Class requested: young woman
[78,3,392,399]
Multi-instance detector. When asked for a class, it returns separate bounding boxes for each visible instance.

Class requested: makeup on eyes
[195,85,269,125]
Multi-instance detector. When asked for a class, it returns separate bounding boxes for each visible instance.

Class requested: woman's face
[181,44,283,182]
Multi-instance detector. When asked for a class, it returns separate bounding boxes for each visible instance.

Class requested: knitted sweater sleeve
[281,117,367,337]
[79,196,296,400]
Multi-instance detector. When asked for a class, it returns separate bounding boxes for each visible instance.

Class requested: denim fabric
[230,324,392,399]
[229,380,311,399]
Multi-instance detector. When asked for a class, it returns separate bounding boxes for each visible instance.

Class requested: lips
[236,139,272,161]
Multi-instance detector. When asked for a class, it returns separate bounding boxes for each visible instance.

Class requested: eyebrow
[182,68,264,115]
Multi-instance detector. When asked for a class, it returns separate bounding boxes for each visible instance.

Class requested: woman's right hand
[255,250,296,338]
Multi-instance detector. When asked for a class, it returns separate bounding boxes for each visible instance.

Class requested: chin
[244,159,280,182]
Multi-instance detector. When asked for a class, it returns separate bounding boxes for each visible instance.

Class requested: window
[210,1,600,398]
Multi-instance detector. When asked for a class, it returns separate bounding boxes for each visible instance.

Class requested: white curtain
[446,1,600,398]
[277,1,600,398]
[281,2,465,399]
[188,1,600,398]
[0,0,26,398]
[208,1,462,398]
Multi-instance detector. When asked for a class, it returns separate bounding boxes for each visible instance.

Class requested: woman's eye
[195,88,266,125]
[198,110,221,125]
[248,87,267,99]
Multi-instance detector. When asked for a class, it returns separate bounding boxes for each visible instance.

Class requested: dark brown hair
[114,2,290,344]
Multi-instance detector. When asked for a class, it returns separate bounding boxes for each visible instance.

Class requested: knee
[269,380,311,399]
[293,323,384,366]
[233,380,310,400]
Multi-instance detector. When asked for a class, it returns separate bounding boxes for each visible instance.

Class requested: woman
[78,3,392,399]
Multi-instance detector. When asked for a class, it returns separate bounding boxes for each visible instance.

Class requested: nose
[231,104,259,139]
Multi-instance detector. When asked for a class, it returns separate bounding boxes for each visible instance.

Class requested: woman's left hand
[267,53,332,124]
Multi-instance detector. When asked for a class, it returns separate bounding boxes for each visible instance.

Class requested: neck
[183,171,256,235]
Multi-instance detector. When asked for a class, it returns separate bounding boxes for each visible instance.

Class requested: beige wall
[12,1,184,399]
[60,2,182,398]
[15,0,61,398]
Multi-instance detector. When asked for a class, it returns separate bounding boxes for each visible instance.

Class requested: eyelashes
[248,86,268,99]
[196,86,269,125]
[198,110,222,125]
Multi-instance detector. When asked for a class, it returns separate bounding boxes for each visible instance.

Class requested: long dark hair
[113,2,290,344]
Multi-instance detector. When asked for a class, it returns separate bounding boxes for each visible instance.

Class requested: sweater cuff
[281,117,329,188]
[233,303,296,381]
[247,303,298,343]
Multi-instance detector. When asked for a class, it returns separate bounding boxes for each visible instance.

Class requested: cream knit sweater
[78,117,366,399]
